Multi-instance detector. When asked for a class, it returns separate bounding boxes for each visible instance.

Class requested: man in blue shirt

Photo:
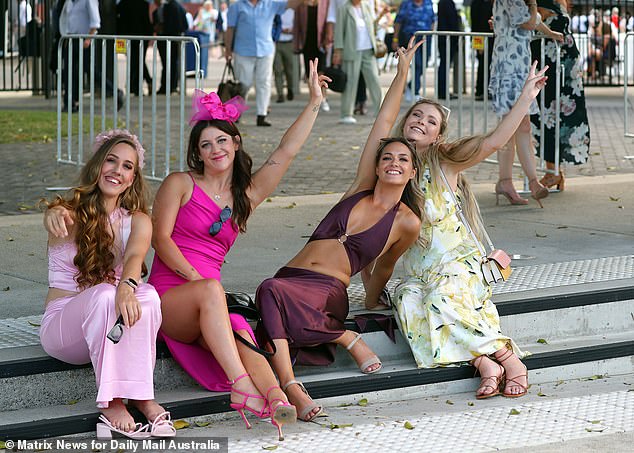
[392,0,436,100]
[225,0,302,126]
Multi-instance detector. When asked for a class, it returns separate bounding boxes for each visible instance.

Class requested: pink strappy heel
[148,411,176,437]
[265,386,297,441]
[229,373,269,429]
[96,414,151,440]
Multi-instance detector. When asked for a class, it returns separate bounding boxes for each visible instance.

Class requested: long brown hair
[393,99,486,244]
[46,132,150,289]
[187,120,253,232]
[374,137,424,225]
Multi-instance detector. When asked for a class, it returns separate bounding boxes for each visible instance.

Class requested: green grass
[0,110,121,144]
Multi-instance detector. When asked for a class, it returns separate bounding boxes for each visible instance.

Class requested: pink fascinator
[93,129,145,169]
[190,90,249,125]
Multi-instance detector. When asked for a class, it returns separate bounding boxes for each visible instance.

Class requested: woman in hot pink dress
[148,59,329,440]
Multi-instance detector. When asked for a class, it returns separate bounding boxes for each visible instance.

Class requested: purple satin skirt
[256,266,348,366]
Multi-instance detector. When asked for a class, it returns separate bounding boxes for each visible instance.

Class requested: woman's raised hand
[521,61,548,101]
[395,36,424,74]
[307,58,330,102]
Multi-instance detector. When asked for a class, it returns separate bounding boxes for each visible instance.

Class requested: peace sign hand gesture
[520,61,548,102]
[395,36,425,75]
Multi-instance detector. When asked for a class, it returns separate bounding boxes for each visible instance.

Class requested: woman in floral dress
[355,37,548,399]
[488,0,562,206]
[530,0,590,191]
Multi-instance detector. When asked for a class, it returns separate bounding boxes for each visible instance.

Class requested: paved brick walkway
[1,60,633,215]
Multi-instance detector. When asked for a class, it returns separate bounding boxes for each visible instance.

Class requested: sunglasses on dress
[106,314,124,344]
[209,206,232,236]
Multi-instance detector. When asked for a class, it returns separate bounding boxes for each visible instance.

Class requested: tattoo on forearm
[265,158,281,166]
[175,269,188,279]
[312,104,320,113]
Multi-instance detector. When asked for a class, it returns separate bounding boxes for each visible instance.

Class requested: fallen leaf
[587,374,604,381]
[358,398,368,407]
[67,399,79,405]
[467,402,474,406]
[607,166,616,171]
[6,237,14,241]
[194,421,210,427]
[609,196,621,202]
[588,420,602,424]
[28,321,41,327]
[585,427,605,433]
[2,287,9,291]
[535,232,547,238]
[555,380,565,386]
[556,225,568,229]
[536,338,548,344]
[173,420,190,430]
[0,441,5,449]
[592,152,600,155]
[445,399,454,405]
[338,402,353,407]
[283,202,297,209]
[262,447,278,451]
[403,421,415,430]
[305,155,313,160]
[328,422,353,430]
[537,391,548,397]
[351,145,360,150]
[266,198,272,202]
[509,408,520,415]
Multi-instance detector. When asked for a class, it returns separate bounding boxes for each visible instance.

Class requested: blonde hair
[393,98,487,246]
[45,133,150,289]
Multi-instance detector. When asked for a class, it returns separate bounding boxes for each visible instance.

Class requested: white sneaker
[404,88,413,104]
[338,116,357,125]
[321,99,330,112]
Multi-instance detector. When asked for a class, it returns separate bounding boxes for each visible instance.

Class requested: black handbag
[218,62,245,102]
[225,292,276,358]
[323,65,347,93]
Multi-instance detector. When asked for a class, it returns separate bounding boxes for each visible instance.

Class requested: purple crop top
[308,190,399,275]
[48,208,131,292]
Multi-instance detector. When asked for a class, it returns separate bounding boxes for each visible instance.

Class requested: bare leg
[268,338,322,421]
[334,330,381,373]
[101,398,136,432]
[160,279,264,412]
[514,115,539,181]
[234,330,292,410]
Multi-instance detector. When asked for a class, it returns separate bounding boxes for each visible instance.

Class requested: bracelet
[392,38,399,42]
[120,278,138,291]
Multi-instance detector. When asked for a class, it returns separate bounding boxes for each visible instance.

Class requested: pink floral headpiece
[93,129,145,169]
[190,90,249,125]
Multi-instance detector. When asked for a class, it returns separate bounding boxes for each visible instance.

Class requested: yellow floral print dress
[393,166,524,368]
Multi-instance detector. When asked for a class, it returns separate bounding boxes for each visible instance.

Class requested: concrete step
[1,280,633,411]
[0,328,632,441]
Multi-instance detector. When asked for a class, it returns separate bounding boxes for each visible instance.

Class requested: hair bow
[190,90,249,125]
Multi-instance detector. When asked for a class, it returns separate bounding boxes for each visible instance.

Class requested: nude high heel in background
[495,179,529,206]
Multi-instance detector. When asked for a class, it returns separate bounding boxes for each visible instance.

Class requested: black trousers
[157,40,181,92]
[475,37,494,97]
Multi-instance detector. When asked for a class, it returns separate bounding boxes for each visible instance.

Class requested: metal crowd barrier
[411,30,562,180]
[56,35,202,180]
[624,32,634,139]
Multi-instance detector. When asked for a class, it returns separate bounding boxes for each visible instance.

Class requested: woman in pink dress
[41,130,174,439]
[148,59,329,440]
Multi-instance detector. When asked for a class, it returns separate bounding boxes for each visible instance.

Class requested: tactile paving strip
[348,255,634,310]
[2,256,633,349]
[228,390,634,453]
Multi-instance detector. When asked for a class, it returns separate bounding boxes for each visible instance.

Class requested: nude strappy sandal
[346,332,382,374]
[282,380,323,422]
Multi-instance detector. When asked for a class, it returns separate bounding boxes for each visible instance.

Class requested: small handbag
[323,65,347,93]
[225,292,276,358]
[374,40,388,58]
[439,169,513,286]
[217,62,245,102]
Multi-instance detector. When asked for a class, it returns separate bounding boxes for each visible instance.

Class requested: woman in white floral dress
[355,37,548,399]
[489,0,562,207]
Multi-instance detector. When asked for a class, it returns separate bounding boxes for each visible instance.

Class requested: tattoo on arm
[175,269,188,279]
[312,103,320,113]
[265,158,281,166]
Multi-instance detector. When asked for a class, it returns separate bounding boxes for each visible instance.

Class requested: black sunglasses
[106,314,125,344]
[209,206,232,236]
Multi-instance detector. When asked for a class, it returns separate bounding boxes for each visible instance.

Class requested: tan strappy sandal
[472,355,504,400]
[282,380,323,422]
[495,348,529,398]
[345,332,382,374]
